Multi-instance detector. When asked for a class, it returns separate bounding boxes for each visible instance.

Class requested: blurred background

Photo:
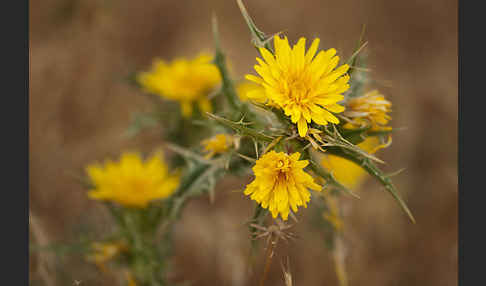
[29,0,457,285]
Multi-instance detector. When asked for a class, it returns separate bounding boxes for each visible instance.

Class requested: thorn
[289,212,299,223]
[385,168,406,178]
[236,152,257,163]
[263,136,282,154]
[253,139,259,159]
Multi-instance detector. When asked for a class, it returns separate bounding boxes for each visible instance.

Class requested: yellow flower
[87,241,127,272]
[244,151,322,220]
[86,151,180,208]
[320,137,387,190]
[343,90,392,131]
[201,134,234,159]
[126,272,138,286]
[236,81,266,103]
[245,35,350,137]
[137,53,221,117]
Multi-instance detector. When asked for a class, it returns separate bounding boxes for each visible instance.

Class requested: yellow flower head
[201,134,234,159]
[87,241,127,272]
[236,80,266,103]
[343,90,392,131]
[86,151,180,208]
[137,53,221,117]
[245,35,350,137]
[126,272,138,286]
[320,137,387,190]
[244,151,322,220]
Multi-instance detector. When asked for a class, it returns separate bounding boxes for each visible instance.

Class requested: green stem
[122,209,170,286]
[212,15,242,112]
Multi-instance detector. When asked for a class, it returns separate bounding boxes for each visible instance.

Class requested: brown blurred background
[29,0,457,285]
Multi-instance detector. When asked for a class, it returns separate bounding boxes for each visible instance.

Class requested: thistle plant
[84,151,180,286]
[33,1,414,285]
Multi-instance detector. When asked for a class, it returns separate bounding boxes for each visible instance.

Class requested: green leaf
[206,113,274,143]
[366,129,394,137]
[308,160,360,199]
[168,157,229,221]
[321,124,384,164]
[337,125,370,145]
[325,147,415,223]
[346,24,367,76]
[236,0,273,51]
[346,53,369,98]
[124,112,159,138]
[165,142,211,165]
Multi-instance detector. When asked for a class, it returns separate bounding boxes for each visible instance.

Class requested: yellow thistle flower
[244,151,322,220]
[86,151,180,208]
[87,241,127,272]
[236,81,266,103]
[126,272,138,286]
[137,53,221,117]
[245,35,350,137]
[201,134,234,159]
[343,90,392,131]
[321,137,388,190]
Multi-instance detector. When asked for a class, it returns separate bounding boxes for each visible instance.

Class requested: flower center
[128,178,150,194]
[275,158,291,179]
[283,74,312,106]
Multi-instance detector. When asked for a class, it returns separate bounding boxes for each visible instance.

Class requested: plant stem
[212,15,241,112]
[259,236,279,286]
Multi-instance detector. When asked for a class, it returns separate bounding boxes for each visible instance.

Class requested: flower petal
[297,117,308,137]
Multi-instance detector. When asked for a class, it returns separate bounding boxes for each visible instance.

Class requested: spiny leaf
[346,53,369,98]
[385,168,407,178]
[337,125,394,145]
[366,129,395,137]
[175,164,211,197]
[165,142,211,164]
[308,160,360,199]
[169,163,223,220]
[235,152,257,163]
[336,125,370,145]
[124,112,159,138]
[236,0,273,51]
[322,125,385,164]
[263,136,283,154]
[206,113,274,143]
[346,41,368,68]
[251,101,293,128]
[347,24,367,77]
[326,147,415,223]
